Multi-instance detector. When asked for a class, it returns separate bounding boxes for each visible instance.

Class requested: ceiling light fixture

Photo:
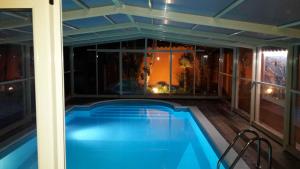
[166,0,173,4]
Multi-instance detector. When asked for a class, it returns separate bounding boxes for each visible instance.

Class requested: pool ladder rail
[217,129,272,169]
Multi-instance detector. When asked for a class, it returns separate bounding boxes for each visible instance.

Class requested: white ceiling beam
[214,0,246,18]
[1,22,287,47]
[65,34,142,46]
[279,20,300,28]
[63,23,79,30]
[228,30,245,36]
[136,23,287,47]
[0,23,136,44]
[191,24,199,30]
[110,0,141,32]
[3,4,300,39]
[141,32,251,48]
[2,12,29,20]
[104,15,116,24]
[64,23,135,36]
[7,28,32,34]
[1,0,33,8]
[64,30,139,43]
[119,5,300,38]
[148,0,152,9]
[72,0,89,10]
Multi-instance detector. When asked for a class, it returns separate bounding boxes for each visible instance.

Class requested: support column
[284,46,294,148]
[33,0,65,169]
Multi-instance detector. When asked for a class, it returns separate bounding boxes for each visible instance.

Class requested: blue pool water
[0,100,226,169]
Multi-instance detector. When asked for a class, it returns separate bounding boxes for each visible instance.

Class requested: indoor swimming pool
[0,100,248,169]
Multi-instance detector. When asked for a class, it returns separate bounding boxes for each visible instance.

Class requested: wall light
[152,87,159,93]
[156,56,160,61]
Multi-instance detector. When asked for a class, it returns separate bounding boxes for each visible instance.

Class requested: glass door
[253,47,288,139]
[236,48,254,117]
[1,1,65,169]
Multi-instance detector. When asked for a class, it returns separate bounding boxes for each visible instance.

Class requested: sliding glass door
[254,47,288,138]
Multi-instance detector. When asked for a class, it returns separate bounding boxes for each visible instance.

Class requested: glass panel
[147,39,170,50]
[0,82,25,128]
[0,45,24,82]
[122,52,144,95]
[64,73,71,97]
[261,49,287,86]
[194,49,219,96]
[292,93,300,151]
[98,42,120,49]
[146,52,170,94]
[98,52,120,95]
[239,48,253,79]
[220,75,232,101]
[64,46,70,72]
[292,46,300,90]
[74,45,96,94]
[238,79,252,114]
[171,52,194,94]
[0,9,38,169]
[237,48,253,114]
[221,48,233,74]
[122,39,145,49]
[257,84,285,136]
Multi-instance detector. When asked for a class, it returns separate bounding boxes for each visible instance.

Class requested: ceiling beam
[104,15,116,24]
[1,22,288,47]
[228,30,245,36]
[72,0,89,10]
[3,5,300,39]
[2,12,29,20]
[136,23,287,47]
[64,22,135,36]
[65,34,142,46]
[214,0,246,18]
[191,24,199,30]
[63,23,79,30]
[118,5,300,38]
[64,30,139,43]
[279,20,300,28]
[148,0,152,9]
[110,0,141,32]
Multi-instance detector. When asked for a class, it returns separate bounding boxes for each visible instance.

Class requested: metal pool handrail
[217,129,272,169]
[217,129,260,169]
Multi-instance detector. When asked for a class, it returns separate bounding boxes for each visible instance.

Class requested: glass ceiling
[0,0,300,47]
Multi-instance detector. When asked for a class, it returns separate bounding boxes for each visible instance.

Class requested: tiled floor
[66,98,300,169]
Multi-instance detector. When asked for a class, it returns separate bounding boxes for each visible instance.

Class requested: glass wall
[237,48,253,114]
[194,47,219,96]
[71,39,228,97]
[122,52,144,95]
[0,10,37,168]
[98,52,119,95]
[255,48,287,137]
[146,52,170,94]
[219,48,234,101]
[291,46,300,151]
[64,46,71,98]
[74,45,96,95]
